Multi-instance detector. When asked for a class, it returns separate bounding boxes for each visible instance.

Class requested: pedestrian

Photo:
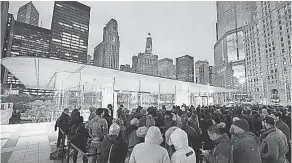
[179,113,200,162]
[124,118,140,154]
[70,116,89,163]
[231,119,262,163]
[129,126,171,163]
[101,123,127,163]
[168,128,196,163]
[138,108,147,127]
[55,108,70,148]
[260,116,289,163]
[201,124,232,163]
[88,108,108,163]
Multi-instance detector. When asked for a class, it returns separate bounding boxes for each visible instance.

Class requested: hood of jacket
[145,126,163,145]
[170,128,189,151]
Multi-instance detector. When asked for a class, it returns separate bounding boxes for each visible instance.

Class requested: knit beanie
[264,116,275,125]
[130,118,139,126]
[233,119,249,131]
[109,123,120,135]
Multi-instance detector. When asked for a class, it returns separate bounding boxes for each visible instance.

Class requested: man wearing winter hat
[260,116,289,163]
[231,119,262,163]
[101,123,127,163]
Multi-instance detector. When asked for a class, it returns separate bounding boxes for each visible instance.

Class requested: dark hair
[207,124,222,135]
[107,104,112,108]
[96,108,104,115]
[273,111,282,119]
[264,116,275,125]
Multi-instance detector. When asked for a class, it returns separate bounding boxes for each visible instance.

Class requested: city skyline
[7,1,217,66]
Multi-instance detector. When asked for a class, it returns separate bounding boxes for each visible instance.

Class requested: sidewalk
[1,122,61,163]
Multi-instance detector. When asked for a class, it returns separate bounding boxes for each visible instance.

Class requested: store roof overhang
[1,57,237,94]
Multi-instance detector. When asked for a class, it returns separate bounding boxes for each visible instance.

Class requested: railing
[59,128,101,163]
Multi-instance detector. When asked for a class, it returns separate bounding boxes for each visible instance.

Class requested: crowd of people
[54,103,291,163]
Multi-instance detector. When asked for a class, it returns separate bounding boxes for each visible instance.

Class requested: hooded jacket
[169,128,196,163]
[232,131,262,163]
[101,135,127,163]
[129,126,171,163]
[204,134,232,163]
[260,127,289,163]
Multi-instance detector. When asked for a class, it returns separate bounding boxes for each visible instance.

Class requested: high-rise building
[120,64,131,72]
[195,60,209,85]
[87,55,92,64]
[132,55,138,73]
[17,1,39,26]
[214,2,256,95]
[50,1,90,63]
[1,12,13,87]
[93,19,120,69]
[158,58,175,79]
[176,55,194,83]
[135,33,158,76]
[244,1,291,105]
[10,21,51,57]
[209,66,215,86]
[1,1,9,53]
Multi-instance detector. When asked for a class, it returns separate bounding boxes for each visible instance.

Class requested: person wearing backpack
[101,123,127,163]
[55,108,70,148]
[69,116,90,163]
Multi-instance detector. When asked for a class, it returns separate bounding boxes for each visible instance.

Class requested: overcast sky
[8,1,217,65]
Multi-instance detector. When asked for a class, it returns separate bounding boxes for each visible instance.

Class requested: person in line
[136,114,155,143]
[138,109,147,127]
[124,118,140,154]
[129,126,171,163]
[260,116,289,163]
[88,108,108,163]
[231,119,262,163]
[55,108,70,148]
[179,113,200,162]
[168,128,196,163]
[70,116,89,163]
[201,124,232,163]
[101,123,127,163]
[103,108,113,130]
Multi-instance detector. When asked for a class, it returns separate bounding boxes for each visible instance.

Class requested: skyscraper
[158,58,175,79]
[176,55,194,83]
[209,66,215,86]
[195,60,209,85]
[1,1,9,53]
[132,55,138,73]
[135,33,158,76]
[93,19,120,69]
[11,21,51,57]
[244,1,291,105]
[17,1,39,26]
[1,12,13,87]
[50,1,90,63]
[214,2,256,95]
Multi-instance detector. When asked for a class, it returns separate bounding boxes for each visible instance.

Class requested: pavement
[1,122,83,163]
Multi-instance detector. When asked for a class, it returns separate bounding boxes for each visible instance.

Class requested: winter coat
[138,115,147,127]
[169,128,196,163]
[124,125,140,153]
[204,134,232,163]
[89,116,108,143]
[276,120,290,142]
[101,135,127,163]
[179,124,200,150]
[232,131,262,163]
[129,126,171,163]
[69,122,89,152]
[55,112,70,133]
[188,114,202,137]
[260,127,289,163]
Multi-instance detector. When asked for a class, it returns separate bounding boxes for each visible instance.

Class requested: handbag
[107,144,114,163]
